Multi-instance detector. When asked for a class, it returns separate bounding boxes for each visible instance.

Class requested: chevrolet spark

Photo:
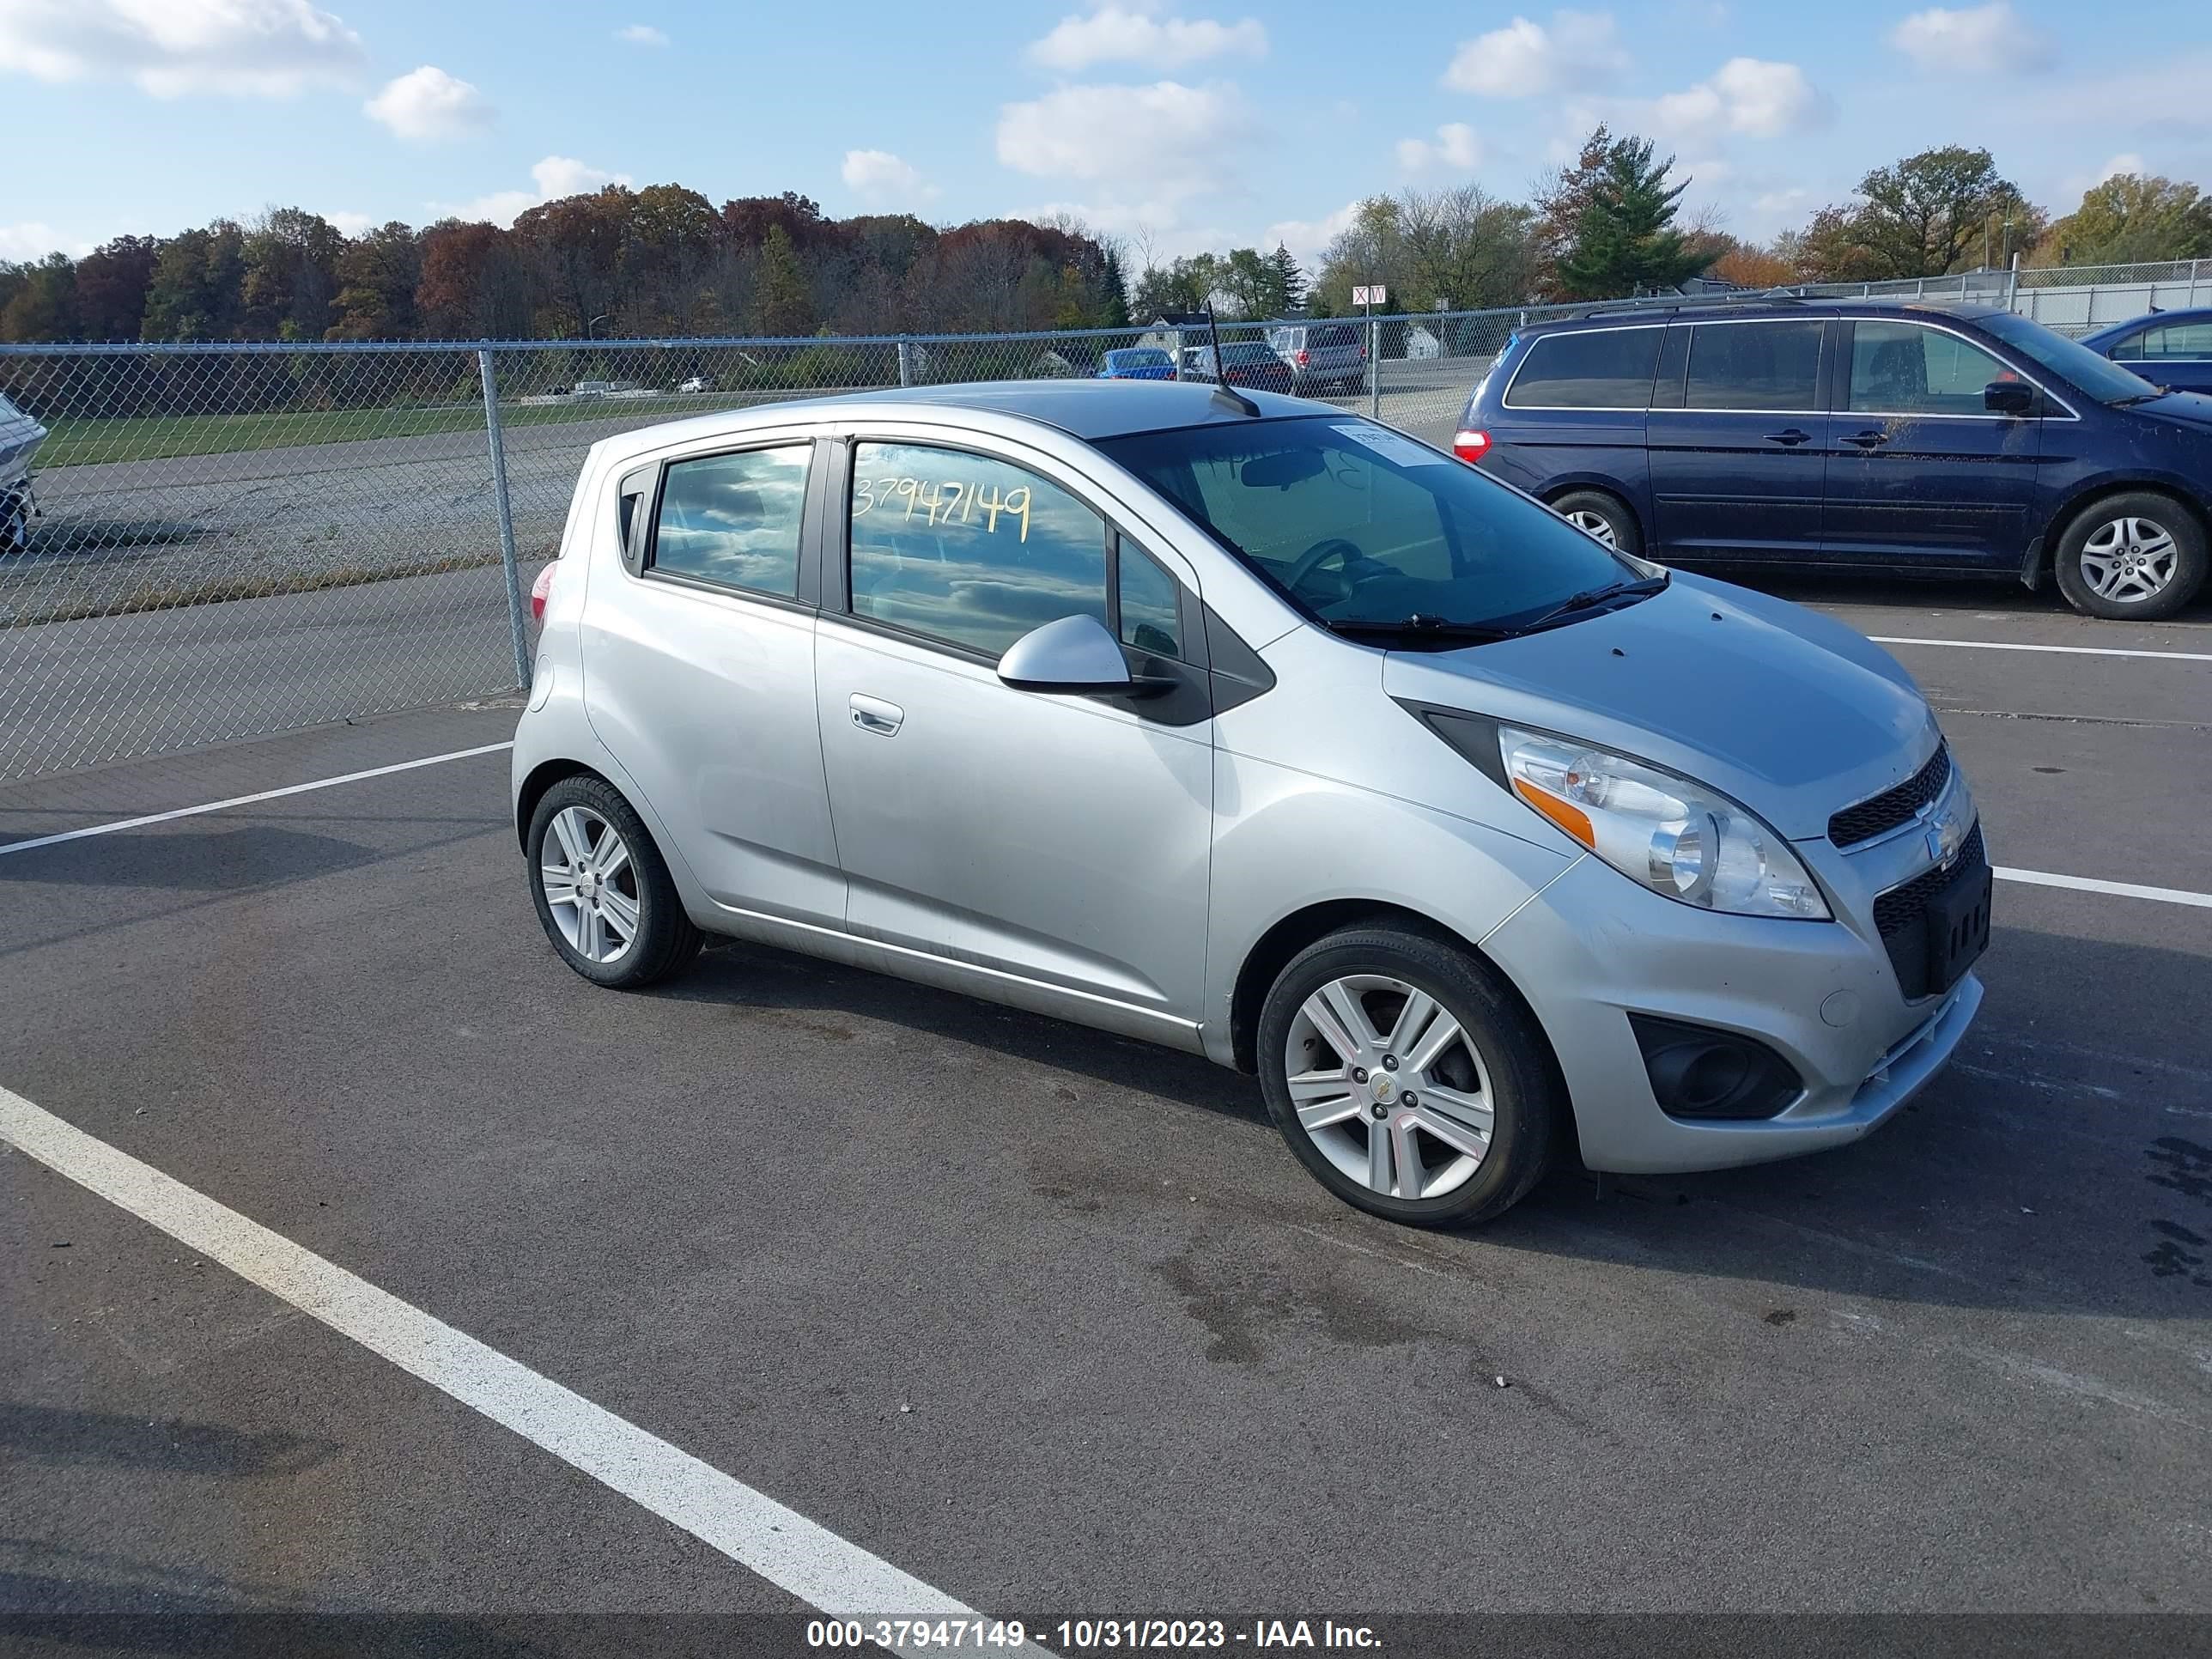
[514,380,1990,1227]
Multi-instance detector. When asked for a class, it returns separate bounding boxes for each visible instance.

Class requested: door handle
[1764,428,1812,447]
[849,694,903,736]
[1841,430,1891,449]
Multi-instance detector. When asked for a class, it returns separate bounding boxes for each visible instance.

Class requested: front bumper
[1480,851,1984,1174]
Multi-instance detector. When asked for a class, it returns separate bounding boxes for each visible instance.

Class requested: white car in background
[1,390,46,551]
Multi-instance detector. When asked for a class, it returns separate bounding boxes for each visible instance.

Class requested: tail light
[1295,349,1310,367]
[530,560,558,623]
[1452,428,1491,464]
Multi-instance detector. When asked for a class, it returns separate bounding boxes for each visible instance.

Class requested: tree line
[6,138,2210,348]
[0,189,1132,345]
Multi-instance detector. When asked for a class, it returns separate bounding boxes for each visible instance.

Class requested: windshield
[1221,344,1278,364]
[1110,349,1170,368]
[1978,312,2161,404]
[1097,415,1638,632]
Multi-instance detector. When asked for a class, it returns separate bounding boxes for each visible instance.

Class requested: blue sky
[3,0,2209,267]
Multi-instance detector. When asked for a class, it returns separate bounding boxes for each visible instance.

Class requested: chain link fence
[0,306,1595,783]
[1,260,2196,784]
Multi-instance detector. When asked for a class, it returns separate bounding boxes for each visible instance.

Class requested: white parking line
[1994,867,2212,909]
[1870,636,2212,663]
[0,742,515,859]
[0,1081,989,1625]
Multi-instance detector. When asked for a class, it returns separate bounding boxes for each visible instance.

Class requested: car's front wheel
[526,775,701,988]
[1255,923,1559,1227]
[2053,491,2208,619]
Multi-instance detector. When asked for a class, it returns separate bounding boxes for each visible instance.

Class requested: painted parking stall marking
[1870,635,2212,663]
[0,742,515,859]
[0,1081,1008,1632]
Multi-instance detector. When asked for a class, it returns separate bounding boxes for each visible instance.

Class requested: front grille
[1874,822,1985,939]
[1830,743,1952,848]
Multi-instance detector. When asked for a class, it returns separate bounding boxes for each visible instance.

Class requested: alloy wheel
[1284,975,1495,1201]
[2079,515,2178,604]
[1565,508,1618,548]
[540,805,639,964]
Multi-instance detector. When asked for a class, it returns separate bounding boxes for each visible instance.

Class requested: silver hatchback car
[513,380,1990,1227]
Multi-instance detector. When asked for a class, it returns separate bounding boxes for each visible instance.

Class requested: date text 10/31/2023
[854,475,1034,541]
[805,1618,1384,1650]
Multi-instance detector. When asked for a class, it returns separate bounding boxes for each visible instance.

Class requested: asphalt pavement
[3,582,2209,1655]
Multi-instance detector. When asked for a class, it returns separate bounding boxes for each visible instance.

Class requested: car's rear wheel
[1549,488,1642,556]
[526,775,701,988]
[1255,924,1559,1228]
[2052,491,2207,620]
[1,491,26,554]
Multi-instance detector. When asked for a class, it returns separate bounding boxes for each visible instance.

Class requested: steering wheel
[1283,537,1365,602]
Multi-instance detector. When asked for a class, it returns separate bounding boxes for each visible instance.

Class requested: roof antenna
[1204,305,1261,417]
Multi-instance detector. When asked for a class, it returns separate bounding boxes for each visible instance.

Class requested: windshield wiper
[1514,573,1670,634]
[2109,389,2169,406]
[1324,614,1517,645]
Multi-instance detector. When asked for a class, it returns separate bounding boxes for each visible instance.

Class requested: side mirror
[997,613,1133,695]
[1984,380,2036,416]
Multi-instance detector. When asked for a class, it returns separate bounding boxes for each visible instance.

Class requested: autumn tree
[70,236,159,341]
[140,222,248,340]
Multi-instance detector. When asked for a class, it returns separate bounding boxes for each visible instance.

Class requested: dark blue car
[1455,297,2212,617]
[2078,307,2212,397]
[1097,347,1177,381]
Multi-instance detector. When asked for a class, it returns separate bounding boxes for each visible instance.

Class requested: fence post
[477,347,532,690]
[896,337,914,387]
[2006,252,2021,313]
[1367,316,1380,418]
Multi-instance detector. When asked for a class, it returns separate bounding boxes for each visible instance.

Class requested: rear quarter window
[1503,328,1662,410]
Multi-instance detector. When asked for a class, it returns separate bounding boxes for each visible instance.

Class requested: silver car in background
[0,390,46,551]
[512,380,1990,1227]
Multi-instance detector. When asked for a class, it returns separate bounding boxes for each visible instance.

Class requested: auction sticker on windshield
[1330,422,1447,466]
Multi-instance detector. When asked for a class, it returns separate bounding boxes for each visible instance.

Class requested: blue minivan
[1454,297,2212,618]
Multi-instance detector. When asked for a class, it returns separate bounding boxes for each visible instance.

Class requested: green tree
[71,235,159,341]
[1794,147,2033,281]
[1218,247,1276,319]
[2038,173,2212,266]
[1312,197,1410,315]
[1397,185,1540,310]
[750,224,814,334]
[327,222,423,339]
[1549,134,1699,300]
[141,222,248,340]
[1267,244,1307,314]
[0,252,77,342]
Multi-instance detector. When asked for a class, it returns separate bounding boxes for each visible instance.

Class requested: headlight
[1499,726,1829,920]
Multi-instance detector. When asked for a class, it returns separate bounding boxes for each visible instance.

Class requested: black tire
[1,492,25,554]
[2051,490,2208,620]
[526,774,701,989]
[1549,488,1642,556]
[1255,923,1559,1229]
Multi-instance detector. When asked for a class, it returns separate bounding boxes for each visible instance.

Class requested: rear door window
[1682,321,1823,412]
[649,445,811,597]
[1504,328,1662,410]
[2140,322,2212,358]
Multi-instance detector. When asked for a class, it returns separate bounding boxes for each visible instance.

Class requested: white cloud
[842,148,939,207]
[1396,122,1484,174]
[1028,5,1265,72]
[365,66,495,141]
[435,155,633,227]
[1651,58,1827,141]
[325,210,375,236]
[615,23,669,46]
[0,221,92,258]
[0,0,363,97]
[1443,11,1624,98]
[1266,200,1360,266]
[1889,4,2054,76]
[996,80,1252,206]
[2099,152,2147,183]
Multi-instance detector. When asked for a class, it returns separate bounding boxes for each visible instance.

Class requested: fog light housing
[1629,1015,1802,1121]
